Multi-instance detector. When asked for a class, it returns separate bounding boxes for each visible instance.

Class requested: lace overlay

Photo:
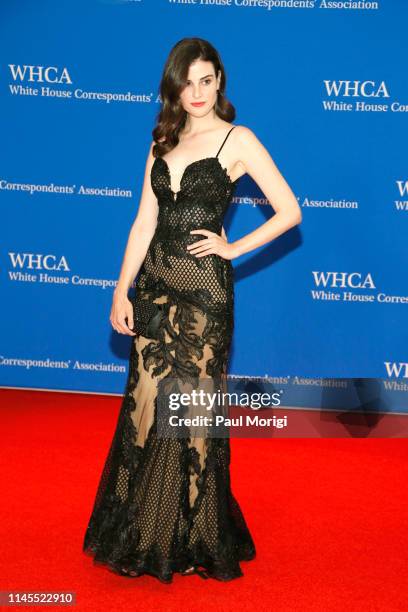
[82,127,256,583]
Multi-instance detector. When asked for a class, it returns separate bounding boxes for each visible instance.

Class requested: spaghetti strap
[215,125,236,158]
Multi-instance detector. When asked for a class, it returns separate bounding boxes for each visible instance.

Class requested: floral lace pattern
[83,127,256,582]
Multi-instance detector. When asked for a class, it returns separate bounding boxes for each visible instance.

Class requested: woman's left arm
[228,126,302,258]
[189,126,302,260]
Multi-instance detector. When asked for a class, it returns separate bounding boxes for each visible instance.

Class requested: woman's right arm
[110,141,158,336]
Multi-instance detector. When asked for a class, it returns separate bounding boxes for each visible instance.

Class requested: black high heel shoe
[120,567,141,577]
[180,565,209,579]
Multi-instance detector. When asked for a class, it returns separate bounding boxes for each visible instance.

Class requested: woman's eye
[185,79,212,87]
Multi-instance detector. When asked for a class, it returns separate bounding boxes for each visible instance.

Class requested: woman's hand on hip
[187,229,239,260]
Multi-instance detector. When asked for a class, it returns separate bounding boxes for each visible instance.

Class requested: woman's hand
[110,290,136,336]
[187,229,239,260]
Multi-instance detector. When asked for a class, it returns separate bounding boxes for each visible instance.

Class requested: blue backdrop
[1,0,407,405]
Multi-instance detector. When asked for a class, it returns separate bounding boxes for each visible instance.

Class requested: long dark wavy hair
[152,38,236,158]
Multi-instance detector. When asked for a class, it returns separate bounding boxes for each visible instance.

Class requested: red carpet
[1,388,407,611]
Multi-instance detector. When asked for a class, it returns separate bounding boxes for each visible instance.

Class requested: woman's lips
[191,101,206,107]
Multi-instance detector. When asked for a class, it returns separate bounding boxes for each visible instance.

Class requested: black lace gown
[82,125,256,583]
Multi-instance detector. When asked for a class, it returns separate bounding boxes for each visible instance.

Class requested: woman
[83,37,302,583]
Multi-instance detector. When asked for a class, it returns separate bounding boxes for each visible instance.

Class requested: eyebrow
[187,74,214,81]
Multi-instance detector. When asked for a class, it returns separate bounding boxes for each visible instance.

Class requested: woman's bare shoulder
[232,124,257,139]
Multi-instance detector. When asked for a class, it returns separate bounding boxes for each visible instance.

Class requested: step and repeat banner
[1,0,407,411]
